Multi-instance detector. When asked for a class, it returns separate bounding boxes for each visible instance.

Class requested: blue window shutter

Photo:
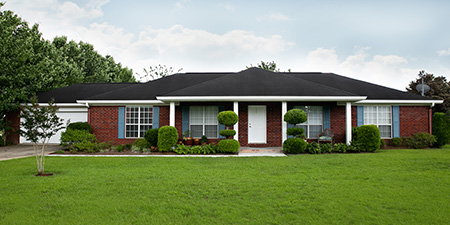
[357,106,364,127]
[182,106,189,134]
[218,106,226,138]
[118,107,125,139]
[323,106,330,130]
[392,106,400,138]
[153,107,160,128]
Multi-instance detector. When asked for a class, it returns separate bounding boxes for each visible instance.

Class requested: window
[295,106,323,138]
[190,106,219,138]
[125,106,152,138]
[364,106,392,138]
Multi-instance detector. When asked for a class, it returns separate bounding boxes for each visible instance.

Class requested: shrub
[67,122,93,133]
[283,138,307,154]
[60,129,97,149]
[320,143,332,153]
[144,128,159,147]
[157,126,178,152]
[333,143,348,153]
[405,132,436,149]
[114,144,124,152]
[219,129,236,138]
[284,109,307,125]
[133,139,149,150]
[287,127,304,138]
[72,140,99,153]
[351,127,359,142]
[0,136,4,146]
[352,125,380,152]
[432,112,450,148]
[200,135,208,144]
[380,139,386,148]
[218,139,240,153]
[217,111,238,126]
[390,137,403,147]
[306,142,321,154]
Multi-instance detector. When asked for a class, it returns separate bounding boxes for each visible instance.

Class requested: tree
[247,61,291,72]
[138,64,183,82]
[406,70,450,113]
[20,97,64,175]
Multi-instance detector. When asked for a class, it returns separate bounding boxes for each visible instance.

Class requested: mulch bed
[51,150,238,156]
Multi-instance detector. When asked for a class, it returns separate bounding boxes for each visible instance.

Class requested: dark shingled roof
[37,67,431,102]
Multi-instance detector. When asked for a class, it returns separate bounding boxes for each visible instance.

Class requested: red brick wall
[159,106,170,127]
[89,106,135,145]
[330,105,347,144]
[399,106,430,137]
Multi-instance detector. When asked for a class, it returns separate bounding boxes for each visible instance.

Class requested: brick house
[12,67,443,146]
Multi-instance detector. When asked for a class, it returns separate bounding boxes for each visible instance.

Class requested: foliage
[19,97,64,174]
[405,132,436,149]
[218,139,240,153]
[407,70,450,113]
[286,127,305,138]
[114,144,124,152]
[67,122,93,133]
[284,109,307,125]
[174,144,218,154]
[72,141,99,153]
[352,125,381,152]
[247,61,291,72]
[306,142,321,154]
[432,112,450,147]
[380,139,386,148]
[138,64,183,82]
[219,130,236,138]
[60,129,97,149]
[333,143,348,153]
[133,139,150,150]
[390,137,403,147]
[217,111,239,126]
[320,143,333,153]
[157,126,178,152]
[282,138,307,154]
[200,135,208,144]
[144,128,159,147]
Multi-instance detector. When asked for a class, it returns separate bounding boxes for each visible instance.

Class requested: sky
[3,0,450,91]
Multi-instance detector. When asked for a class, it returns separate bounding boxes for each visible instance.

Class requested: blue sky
[4,0,450,90]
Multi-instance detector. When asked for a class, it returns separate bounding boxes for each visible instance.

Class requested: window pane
[126,125,138,138]
[379,125,391,138]
[205,106,218,124]
[190,106,203,124]
[378,106,391,124]
[140,125,152,137]
[364,106,377,125]
[308,106,323,125]
[190,125,203,138]
[309,125,323,138]
[205,125,218,138]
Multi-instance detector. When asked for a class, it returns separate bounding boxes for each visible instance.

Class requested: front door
[248,105,267,143]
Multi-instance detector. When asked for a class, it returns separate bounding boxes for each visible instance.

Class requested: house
[8,67,443,146]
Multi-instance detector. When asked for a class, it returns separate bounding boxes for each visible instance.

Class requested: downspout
[429,103,434,135]
[85,102,90,124]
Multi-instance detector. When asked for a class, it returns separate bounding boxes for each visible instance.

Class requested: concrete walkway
[0,144,61,161]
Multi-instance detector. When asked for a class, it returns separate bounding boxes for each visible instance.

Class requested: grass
[1,147,449,224]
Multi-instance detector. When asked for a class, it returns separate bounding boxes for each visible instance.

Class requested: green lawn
[1,148,449,224]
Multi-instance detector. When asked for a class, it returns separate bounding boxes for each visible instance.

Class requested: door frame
[248,105,267,144]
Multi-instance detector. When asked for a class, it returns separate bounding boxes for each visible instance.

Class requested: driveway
[0,144,62,161]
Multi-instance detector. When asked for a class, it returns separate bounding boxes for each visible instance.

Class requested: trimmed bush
[133,139,149,150]
[352,125,380,152]
[217,111,238,126]
[157,126,178,152]
[282,138,307,154]
[287,127,304,138]
[405,132,436,149]
[144,128,159,147]
[67,122,93,133]
[60,129,97,148]
[219,129,236,138]
[284,109,307,125]
[306,142,321,154]
[390,137,403,147]
[218,139,240,153]
[432,112,450,148]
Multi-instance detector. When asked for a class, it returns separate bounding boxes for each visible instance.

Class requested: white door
[248,105,266,143]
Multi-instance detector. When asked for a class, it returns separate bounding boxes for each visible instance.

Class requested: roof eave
[76,100,165,106]
[354,99,444,106]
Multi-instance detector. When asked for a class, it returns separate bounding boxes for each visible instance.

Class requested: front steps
[239,147,285,156]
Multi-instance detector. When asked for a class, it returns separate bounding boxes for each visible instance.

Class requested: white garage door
[20,107,88,144]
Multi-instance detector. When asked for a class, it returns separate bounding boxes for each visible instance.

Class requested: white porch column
[169,102,175,127]
[345,102,352,145]
[282,101,287,143]
[233,101,239,141]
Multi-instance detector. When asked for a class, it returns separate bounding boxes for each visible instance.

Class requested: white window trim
[125,106,153,138]
[363,106,392,138]
[189,106,219,138]
[295,106,323,139]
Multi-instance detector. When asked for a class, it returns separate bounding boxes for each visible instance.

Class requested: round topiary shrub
[133,138,149,150]
[284,109,307,125]
[353,125,380,152]
[219,129,236,138]
[282,138,307,154]
[287,127,304,138]
[432,112,450,148]
[67,122,93,133]
[218,139,240,153]
[145,128,159,147]
[157,126,178,152]
[217,111,238,126]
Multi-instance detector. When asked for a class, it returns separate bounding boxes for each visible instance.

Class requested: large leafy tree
[406,70,450,113]
[137,64,183,82]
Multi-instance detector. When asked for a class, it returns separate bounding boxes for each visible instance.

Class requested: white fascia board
[21,103,87,108]
[354,99,444,106]
[76,100,165,106]
[157,96,367,102]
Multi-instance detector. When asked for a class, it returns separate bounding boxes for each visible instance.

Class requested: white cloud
[218,2,235,11]
[437,48,450,56]
[269,12,290,21]
[174,0,190,9]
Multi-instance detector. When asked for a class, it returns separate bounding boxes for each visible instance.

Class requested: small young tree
[20,97,64,175]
